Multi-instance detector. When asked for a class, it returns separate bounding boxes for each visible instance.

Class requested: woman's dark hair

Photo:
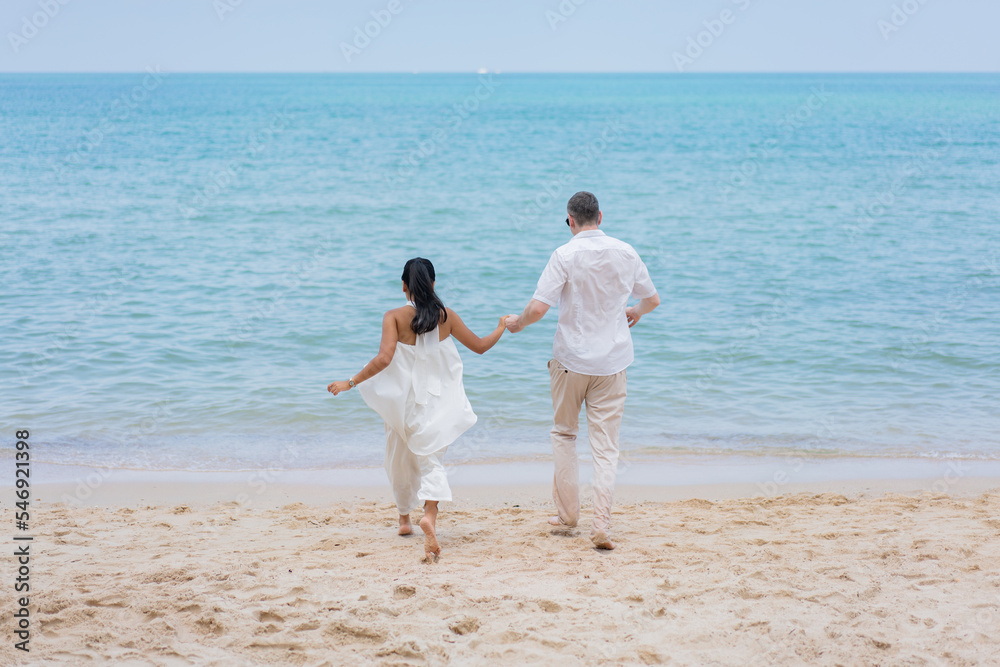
[401,257,447,335]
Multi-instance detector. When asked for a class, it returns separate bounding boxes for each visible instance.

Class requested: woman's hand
[328,380,353,395]
[498,315,509,331]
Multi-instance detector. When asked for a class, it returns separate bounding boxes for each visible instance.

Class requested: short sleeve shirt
[532,229,657,375]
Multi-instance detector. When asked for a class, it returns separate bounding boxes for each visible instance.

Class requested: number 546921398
[15,430,30,522]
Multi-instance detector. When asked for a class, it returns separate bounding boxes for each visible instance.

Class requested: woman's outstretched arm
[446,308,506,355]
[328,311,398,395]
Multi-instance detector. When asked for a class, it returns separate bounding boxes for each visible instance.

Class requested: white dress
[359,303,477,513]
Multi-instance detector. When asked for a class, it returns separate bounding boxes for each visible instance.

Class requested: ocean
[2,73,998,472]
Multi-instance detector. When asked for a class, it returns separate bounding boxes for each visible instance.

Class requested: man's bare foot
[419,501,441,563]
[398,515,412,536]
[592,530,616,550]
[548,515,577,529]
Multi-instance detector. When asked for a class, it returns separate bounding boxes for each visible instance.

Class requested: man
[505,191,660,550]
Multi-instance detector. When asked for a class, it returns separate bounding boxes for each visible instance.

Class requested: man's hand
[328,380,352,395]
[626,295,660,328]
[507,300,550,333]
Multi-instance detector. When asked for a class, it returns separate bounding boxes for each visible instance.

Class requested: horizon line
[1,70,998,75]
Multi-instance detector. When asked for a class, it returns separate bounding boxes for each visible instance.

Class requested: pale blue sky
[2,0,996,73]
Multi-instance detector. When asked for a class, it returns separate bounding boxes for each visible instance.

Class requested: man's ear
[597,210,603,226]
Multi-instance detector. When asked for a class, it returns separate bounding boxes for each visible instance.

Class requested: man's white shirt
[531,229,657,376]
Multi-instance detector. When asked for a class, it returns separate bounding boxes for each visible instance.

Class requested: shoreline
[17,457,1000,508]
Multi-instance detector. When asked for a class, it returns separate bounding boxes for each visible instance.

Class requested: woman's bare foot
[398,514,412,536]
[419,501,441,563]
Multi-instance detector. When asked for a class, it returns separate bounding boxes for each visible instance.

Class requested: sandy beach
[3,467,1000,666]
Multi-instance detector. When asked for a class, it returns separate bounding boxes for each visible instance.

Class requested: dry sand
[3,477,1000,666]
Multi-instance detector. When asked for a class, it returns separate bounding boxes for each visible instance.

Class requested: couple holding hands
[328,192,660,562]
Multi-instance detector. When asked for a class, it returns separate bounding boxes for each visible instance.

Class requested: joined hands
[504,314,523,334]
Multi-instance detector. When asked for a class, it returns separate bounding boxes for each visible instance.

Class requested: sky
[1,0,997,73]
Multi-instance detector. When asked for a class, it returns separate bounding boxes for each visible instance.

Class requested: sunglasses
[565,217,571,227]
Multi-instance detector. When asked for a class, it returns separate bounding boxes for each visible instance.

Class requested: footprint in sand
[393,584,417,599]
[449,617,481,635]
[256,611,284,623]
[324,621,386,643]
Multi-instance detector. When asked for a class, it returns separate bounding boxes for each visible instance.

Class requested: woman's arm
[446,308,506,355]
[328,312,398,395]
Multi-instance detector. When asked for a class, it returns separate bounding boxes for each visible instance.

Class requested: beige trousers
[548,358,627,543]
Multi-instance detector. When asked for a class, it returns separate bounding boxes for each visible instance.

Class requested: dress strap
[405,300,441,404]
[412,325,442,406]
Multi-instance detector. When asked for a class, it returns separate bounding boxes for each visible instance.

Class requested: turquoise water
[2,73,998,470]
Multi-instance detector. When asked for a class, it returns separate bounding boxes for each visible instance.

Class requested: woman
[328,257,506,562]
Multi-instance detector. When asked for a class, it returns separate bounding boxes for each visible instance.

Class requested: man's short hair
[567,191,600,226]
